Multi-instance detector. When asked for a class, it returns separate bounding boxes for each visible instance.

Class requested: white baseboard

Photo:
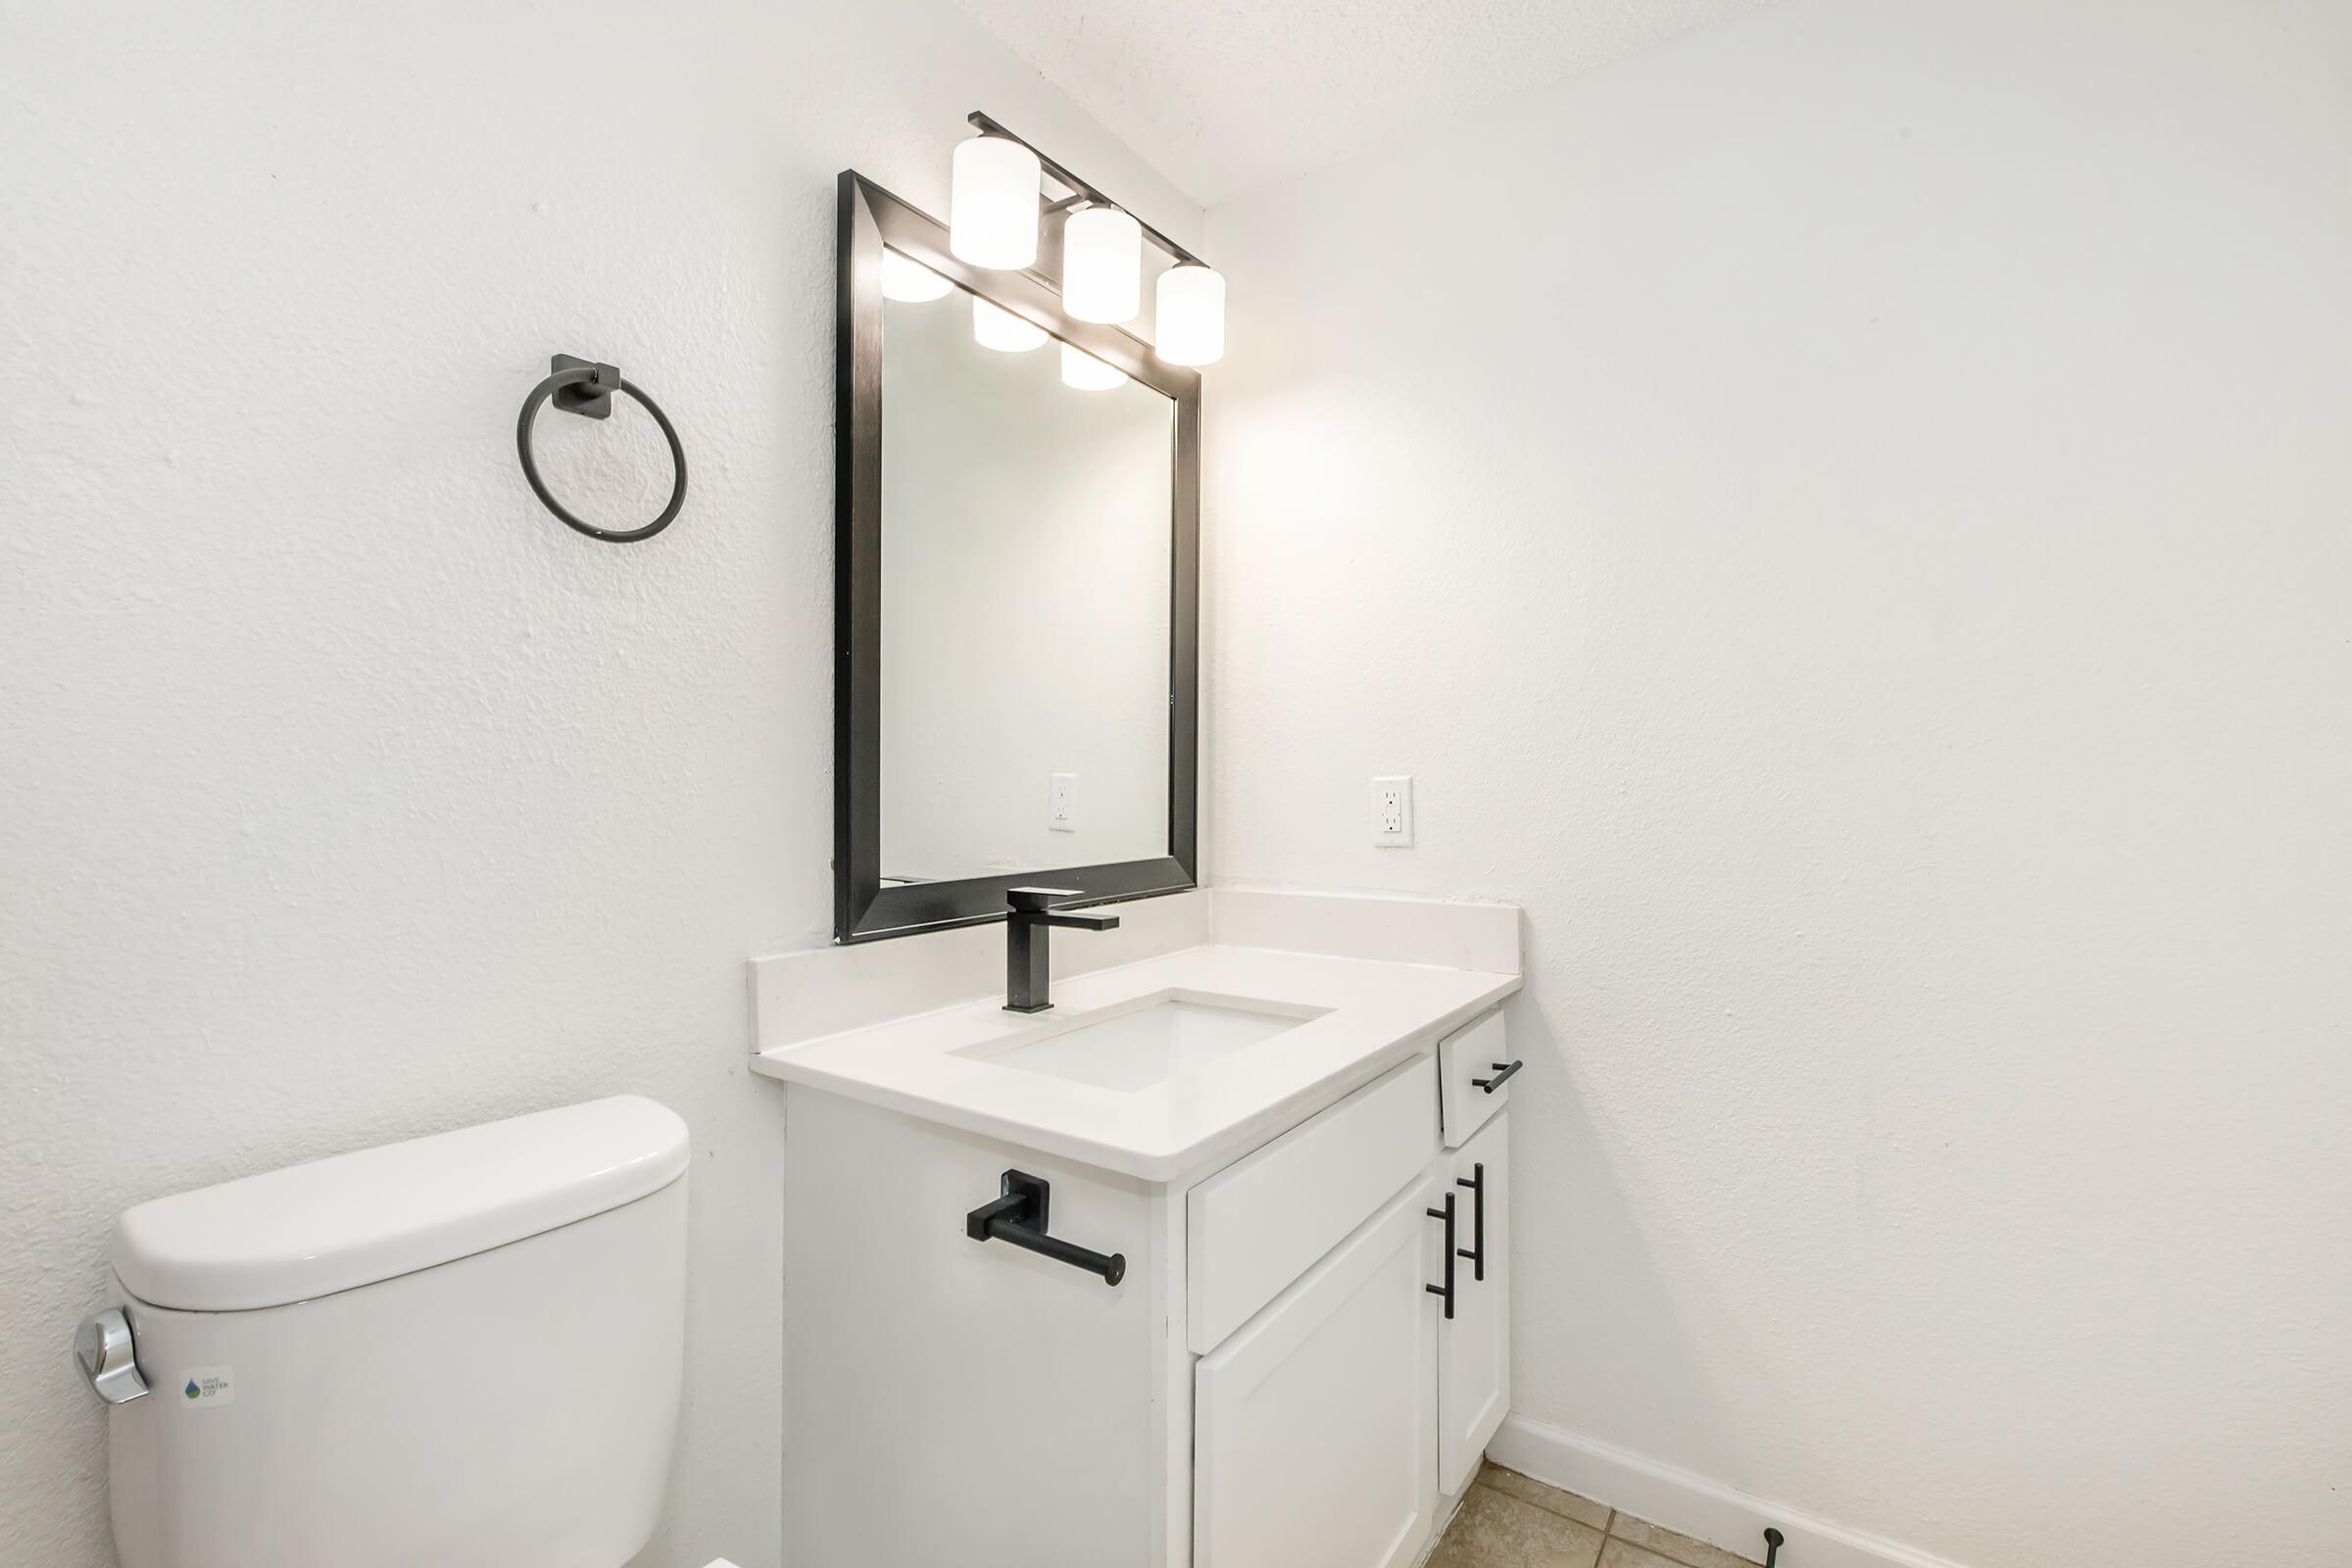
[1487,1414,1974,1568]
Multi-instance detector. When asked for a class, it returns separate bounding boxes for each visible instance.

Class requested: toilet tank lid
[113,1096,689,1312]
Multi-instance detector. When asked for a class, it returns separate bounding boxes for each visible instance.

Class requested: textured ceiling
[944,0,1778,206]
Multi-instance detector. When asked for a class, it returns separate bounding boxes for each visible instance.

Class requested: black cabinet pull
[965,1170,1125,1287]
[1471,1059,1523,1094]
[1425,1190,1456,1319]
[1455,1162,1486,1283]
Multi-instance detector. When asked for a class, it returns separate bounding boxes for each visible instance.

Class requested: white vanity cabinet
[1438,1109,1511,1496]
[1190,1033,1514,1567]
[771,977,1518,1568]
[1195,1178,1441,1568]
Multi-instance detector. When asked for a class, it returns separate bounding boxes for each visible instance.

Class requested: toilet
[78,1096,689,1568]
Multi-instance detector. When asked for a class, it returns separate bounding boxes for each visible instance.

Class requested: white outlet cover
[1371,775,1413,847]
[1049,772,1078,832]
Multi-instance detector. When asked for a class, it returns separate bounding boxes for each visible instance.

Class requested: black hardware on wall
[1765,1527,1786,1567]
[964,1170,1126,1287]
[515,355,688,543]
[1426,1190,1457,1320]
[1472,1059,1524,1094]
[1455,1162,1487,1283]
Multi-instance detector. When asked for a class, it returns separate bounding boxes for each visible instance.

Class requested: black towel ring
[515,354,688,543]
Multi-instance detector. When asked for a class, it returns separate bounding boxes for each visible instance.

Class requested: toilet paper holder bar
[964,1170,1126,1287]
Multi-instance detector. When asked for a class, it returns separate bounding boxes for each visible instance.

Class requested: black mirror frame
[834,171,1200,943]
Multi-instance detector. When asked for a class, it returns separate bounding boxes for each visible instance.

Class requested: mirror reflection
[880,253,1174,885]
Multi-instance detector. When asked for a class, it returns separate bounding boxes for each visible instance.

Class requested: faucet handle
[1005,886,1086,913]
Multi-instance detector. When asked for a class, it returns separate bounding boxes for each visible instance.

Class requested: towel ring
[515,354,688,543]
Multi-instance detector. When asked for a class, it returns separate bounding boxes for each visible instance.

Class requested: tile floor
[1430,1464,1763,1568]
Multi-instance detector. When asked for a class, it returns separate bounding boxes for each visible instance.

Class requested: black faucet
[1004,887,1121,1013]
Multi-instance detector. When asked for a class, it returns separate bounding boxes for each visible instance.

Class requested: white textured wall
[1202,2,2352,1565]
[0,4,1197,1564]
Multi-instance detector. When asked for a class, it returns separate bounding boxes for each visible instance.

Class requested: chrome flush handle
[74,1307,150,1404]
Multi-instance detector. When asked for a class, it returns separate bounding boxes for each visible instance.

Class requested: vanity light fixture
[953,112,1226,368]
[880,248,952,303]
[972,296,1047,353]
[1063,204,1144,324]
[1059,342,1127,391]
[1154,262,1226,367]
[950,132,1043,270]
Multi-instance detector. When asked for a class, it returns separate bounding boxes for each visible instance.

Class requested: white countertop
[751,944,1520,1182]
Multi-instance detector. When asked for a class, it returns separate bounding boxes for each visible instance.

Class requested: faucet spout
[1003,887,1122,1013]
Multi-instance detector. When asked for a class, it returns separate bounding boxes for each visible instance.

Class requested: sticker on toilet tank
[178,1367,233,1407]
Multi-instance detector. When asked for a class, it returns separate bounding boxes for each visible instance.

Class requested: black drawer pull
[1425,1190,1456,1319]
[965,1170,1125,1287]
[1455,1162,1486,1283]
[1471,1059,1523,1094]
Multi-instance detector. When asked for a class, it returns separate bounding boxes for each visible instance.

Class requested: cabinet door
[1195,1179,1441,1568]
[1439,1110,1510,1496]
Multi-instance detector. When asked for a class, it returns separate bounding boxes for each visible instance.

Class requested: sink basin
[957,991,1331,1094]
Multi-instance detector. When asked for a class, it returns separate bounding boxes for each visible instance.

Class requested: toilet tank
[100,1096,690,1568]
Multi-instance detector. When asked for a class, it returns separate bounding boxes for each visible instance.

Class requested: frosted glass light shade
[880,249,951,303]
[1062,205,1143,323]
[1155,263,1226,367]
[950,134,1040,270]
[1059,342,1127,391]
[973,296,1047,353]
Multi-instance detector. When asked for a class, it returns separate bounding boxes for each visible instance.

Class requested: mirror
[836,172,1199,942]
[880,278,1172,882]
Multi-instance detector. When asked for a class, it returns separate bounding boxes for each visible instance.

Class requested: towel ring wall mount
[515,354,688,543]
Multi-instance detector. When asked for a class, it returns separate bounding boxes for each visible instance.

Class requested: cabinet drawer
[1439,1010,1516,1149]
[1187,1054,1440,1354]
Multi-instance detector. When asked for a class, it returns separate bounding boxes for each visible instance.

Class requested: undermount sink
[956,991,1332,1094]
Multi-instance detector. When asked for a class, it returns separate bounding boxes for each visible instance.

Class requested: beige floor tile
[1429,1483,1607,1568]
[1598,1542,1692,1568]
[1477,1463,1613,1531]
[1607,1514,1763,1568]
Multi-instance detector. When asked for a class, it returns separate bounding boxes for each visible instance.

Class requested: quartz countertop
[750,943,1520,1182]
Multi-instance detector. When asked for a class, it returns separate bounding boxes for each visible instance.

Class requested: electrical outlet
[1371,775,1413,847]
[1049,772,1078,833]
